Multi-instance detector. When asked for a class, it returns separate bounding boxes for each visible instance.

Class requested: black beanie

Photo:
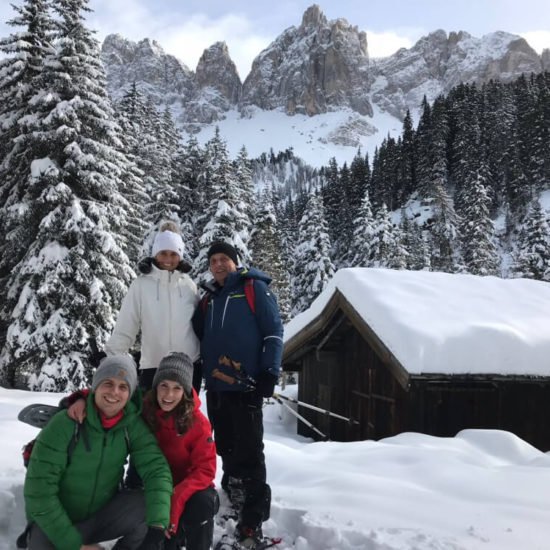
[207,241,239,265]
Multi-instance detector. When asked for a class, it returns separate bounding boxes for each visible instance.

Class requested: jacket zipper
[87,433,107,517]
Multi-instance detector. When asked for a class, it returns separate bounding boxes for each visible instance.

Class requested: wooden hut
[282,269,550,450]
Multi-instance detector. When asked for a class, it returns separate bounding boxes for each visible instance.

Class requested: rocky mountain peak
[241,5,372,116]
[301,4,327,28]
[195,41,241,104]
[101,33,195,104]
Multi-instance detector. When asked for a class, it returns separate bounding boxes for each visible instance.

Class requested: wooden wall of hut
[294,322,550,451]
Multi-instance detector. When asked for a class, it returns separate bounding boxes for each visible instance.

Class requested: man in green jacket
[23,355,173,550]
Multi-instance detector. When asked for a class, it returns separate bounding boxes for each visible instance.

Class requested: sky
[3,269,550,548]
[0,0,549,79]
[3,385,550,550]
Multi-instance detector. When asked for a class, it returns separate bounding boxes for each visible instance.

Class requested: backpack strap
[244,278,255,314]
[67,422,90,465]
[200,294,210,314]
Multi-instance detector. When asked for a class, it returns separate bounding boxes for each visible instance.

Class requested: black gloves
[255,371,278,398]
[136,527,165,550]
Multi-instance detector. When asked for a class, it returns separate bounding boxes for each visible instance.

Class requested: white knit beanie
[152,230,184,258]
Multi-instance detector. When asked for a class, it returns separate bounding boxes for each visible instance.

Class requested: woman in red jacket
[69,352,218,550]
[145,352,218,550]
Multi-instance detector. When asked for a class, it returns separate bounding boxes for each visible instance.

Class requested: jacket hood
[138,256,192,275]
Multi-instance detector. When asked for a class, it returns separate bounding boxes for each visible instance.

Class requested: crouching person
[144,352,218,550]
[23,355,172,550]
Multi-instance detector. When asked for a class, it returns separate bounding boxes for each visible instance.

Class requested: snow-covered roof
[284,268,550,377]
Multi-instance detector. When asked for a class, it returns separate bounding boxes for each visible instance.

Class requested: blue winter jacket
[192,267,284,392]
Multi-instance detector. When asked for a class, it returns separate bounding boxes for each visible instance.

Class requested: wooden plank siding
[285,302,550,450]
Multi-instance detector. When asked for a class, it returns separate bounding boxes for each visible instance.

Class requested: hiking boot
[225,476,245,508]
[236,524,263,549]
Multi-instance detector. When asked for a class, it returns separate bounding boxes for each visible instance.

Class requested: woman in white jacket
[105,221,201,391]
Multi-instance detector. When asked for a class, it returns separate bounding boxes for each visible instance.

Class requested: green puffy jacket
[24,391,173,550]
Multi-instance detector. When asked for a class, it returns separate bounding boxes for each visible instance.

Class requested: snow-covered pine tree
[249,188,292,322]
[348,190,375,267]
[139,105,193,259]
[108,85,149,263]
[369,203,408,269]
[400,212,428,271]
[291,193,335,316]
[321,156,341,255]
[0,0,55,345]
[0,0,136,391]
[232,145,255,250]
[459,167,499,276]
[512,199,550,281]
[428,182,462,273]
[332,162,353,266]
[193,129,251,283]
[180,135,206,260]
[400,109,416,200]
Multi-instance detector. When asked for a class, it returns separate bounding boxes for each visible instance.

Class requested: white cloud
[84,1,272,79]
[158,14,272,78]
[366,30,416,58]
[518,30,550,53]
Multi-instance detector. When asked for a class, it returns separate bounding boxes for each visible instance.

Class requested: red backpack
[200,278,256,314]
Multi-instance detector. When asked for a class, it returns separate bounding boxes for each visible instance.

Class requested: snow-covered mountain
[101,4,549,165]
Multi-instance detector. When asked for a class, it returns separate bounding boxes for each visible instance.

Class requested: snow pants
[206,390,271,530]
[27,489,147,549]
[164,486,219,550]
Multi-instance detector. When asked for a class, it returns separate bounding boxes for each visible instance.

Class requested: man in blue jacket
[192,241,283,548]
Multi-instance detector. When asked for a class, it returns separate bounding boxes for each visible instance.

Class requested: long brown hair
[143,388,195,435]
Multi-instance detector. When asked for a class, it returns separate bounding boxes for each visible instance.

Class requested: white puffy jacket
[105,264,200,370]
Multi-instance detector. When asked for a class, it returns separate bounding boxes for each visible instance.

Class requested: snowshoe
[214,533,281,550]
[18,403,60,428]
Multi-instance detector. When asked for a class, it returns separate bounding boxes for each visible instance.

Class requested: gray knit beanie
[92,355,138,395]
[152,352,194,396]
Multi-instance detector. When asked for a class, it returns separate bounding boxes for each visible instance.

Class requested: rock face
[241,4,372,116]
[371,30,543,119]
[186,41,242,126]
[102,34,195,104]
[100,5,547,130]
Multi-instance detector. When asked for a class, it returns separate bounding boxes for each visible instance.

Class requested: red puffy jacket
[150,391,217,529]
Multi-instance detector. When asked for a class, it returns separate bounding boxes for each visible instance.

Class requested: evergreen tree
[513,200,550,281]
[249,188,292,322]
[180,136,206,259]
[369,204,407,269]
[0,0,55,341]
[193,129,251,282]
[0,0,135,390]
[348,191,375,267]
[400,212,428,271]
[400,109,416,199]
[321,156,340,248]
[291,193,334,315]
[459,169,499,276]
[428,183,462,273]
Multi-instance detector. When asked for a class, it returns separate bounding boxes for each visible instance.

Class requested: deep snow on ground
[2,386,550,549]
